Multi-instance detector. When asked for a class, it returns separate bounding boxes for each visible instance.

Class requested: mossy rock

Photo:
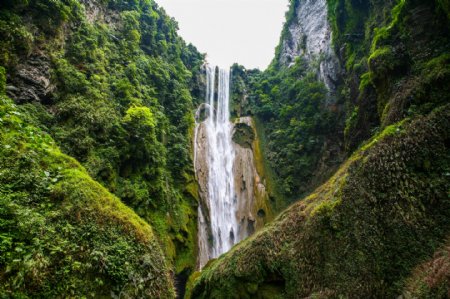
[195,103,211,123]
[232,122,255,148]
[402,238,450,298]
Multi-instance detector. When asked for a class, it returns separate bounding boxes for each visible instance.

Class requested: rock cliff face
[232,117,272,239]
[193,121,210,221]
[79,0,120,25]
[6,55,53,104]
[193,120,212,269]
[278,0,339,91]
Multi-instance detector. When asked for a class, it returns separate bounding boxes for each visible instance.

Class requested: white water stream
[195,65,239,268]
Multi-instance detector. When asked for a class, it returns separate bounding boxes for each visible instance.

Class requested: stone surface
[80,0,120,26]
[232,117,272,239]
[7,55,54,104]
[232,122,255,148]
[279,0,340,91]
[193,122,211,227]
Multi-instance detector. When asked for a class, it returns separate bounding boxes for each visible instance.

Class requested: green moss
[344,106,359,137]
[359,118,407,152]
[345,52,357,71]
[370,0,406,53]
[185,271,201,299]
[185,181,199,202]
[232,122,255,148]
[310,200,341,229]
[253,116,286,212]
[358,71,374,91]
[0,96,174,297]
[368,46,392,64]
[423,53,450,81]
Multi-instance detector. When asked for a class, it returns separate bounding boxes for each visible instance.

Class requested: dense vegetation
[327,0,450,149]
[230,0,450,204]
[0,0,208,296]
[0,85,173,296]
[231,60,340,202]
[0,0,205,285]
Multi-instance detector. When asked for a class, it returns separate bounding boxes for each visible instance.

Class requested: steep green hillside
[231,62,341,205]
[328,0,450,150]
[189,103,450,298]
[0,0,204,275]
[0,92,173,297]
[230,0,450,207]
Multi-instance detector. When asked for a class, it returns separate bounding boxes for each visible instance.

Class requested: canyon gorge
[0,0,449,298]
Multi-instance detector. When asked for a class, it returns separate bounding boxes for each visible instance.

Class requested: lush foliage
[0,95,173,297]
[230,0,450,205]
[327,0,450,148]
[0,0,205,278]
[231,58,338,201]
[1,0,450,297]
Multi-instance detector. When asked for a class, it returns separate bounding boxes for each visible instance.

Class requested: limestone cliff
[232,117,273,239]
[278,0,340,91]
[193,120,212,269]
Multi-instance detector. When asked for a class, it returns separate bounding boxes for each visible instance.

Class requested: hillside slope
[0,92,174,297]
[190,103,450,298]
[230,0,450,206]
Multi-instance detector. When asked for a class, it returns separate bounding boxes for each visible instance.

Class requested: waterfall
[195,65,239,269]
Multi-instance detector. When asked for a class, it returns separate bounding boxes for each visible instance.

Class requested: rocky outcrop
[232,117,272,240]
[194,122,210,217]
[193,121,212,269]
[232,122,255,148]
[6,54,54,104]
[279,0,339,91]
[79,0,120,26]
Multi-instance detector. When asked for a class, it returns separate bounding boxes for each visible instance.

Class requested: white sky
[156,0,289,70]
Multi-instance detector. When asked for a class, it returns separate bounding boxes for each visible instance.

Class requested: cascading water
[194,65,239,269]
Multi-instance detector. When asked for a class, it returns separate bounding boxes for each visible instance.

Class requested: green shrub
[0,66,5,94]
